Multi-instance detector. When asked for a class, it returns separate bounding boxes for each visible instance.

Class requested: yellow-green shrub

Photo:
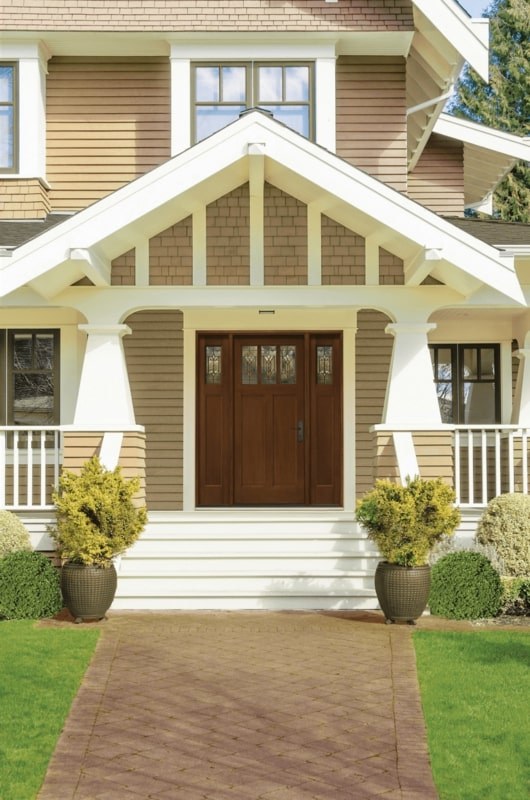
[477,493,530,577]
[0,511,31,558]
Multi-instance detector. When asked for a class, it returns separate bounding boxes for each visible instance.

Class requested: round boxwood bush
[0,551,62,620]
[476,493,530,577]
[429,551,503,620]
[0,510,31,558]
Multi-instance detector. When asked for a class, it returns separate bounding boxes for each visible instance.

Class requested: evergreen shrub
[476,493,530,577]
[0,511,31,558]
[0,551,62,620]
[501,577,530,616]
[429,551,503,620]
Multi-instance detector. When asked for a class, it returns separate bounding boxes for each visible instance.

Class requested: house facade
[1,0,529,609]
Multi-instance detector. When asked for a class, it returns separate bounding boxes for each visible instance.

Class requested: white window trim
[0,42,50,182]
[169,43,336,156]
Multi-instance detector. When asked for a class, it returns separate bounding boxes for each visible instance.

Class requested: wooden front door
[197,332,342,506]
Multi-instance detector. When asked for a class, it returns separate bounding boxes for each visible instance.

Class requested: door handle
[297,420,304,443]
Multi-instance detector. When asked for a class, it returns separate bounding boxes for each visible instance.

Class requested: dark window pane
[13,334,33,369]
[480,348,496,378]
[35,334,54,370]
[463,382,496,424]
[14,374,55,424]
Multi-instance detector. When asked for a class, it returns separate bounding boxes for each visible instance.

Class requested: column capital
[78,324,131,338]
[385,322,437,337]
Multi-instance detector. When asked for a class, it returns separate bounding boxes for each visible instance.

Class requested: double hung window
[0,63,17,172]
[193,62,312,142]
[0,331,60,426]
[430,344,500,424]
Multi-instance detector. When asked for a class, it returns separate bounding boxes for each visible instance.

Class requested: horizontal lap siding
[336,57,407,192]
[46,58,171,211]
[355,310,393,497]
[408,134,465,216]
[4,2,415,30]
[124,311,183,511]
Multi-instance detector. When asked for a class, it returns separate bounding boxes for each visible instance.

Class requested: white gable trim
[0,111,523,305]
[435,114,530,161]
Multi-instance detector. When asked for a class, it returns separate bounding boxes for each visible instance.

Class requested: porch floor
[38,610,437,799]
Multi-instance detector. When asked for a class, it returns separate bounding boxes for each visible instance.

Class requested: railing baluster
[481,429,488,505]
[495,429,501,497]
[454,429,461,505]
[13,430,19,507]
[40,431,47,506]
[26,431,33,507]
[521,428,528,494]
[467,429,474,505]
[54,431,61,492]
[508,431,515,493]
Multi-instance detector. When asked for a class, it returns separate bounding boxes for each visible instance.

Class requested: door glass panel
[280,345,296,384]
[242,345,258,384]
[316,345,333,385]
[205,345,222,384]
[261,345,277,384]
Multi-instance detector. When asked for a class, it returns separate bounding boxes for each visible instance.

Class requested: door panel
[197,332,342,506]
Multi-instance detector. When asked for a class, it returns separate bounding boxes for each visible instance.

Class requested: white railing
[454,425,530,508]
[0,427,62,510]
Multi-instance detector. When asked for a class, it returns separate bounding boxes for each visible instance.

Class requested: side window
[430,344,500,424]
[6,331,60,425]
[192,62,313,143]
[0,63,17,173]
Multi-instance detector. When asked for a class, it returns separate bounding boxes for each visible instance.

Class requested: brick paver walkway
[38,611,437,799]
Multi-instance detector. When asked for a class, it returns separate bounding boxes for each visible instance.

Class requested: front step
[114,511,379,611]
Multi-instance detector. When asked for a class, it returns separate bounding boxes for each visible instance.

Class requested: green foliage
[0,621,99,800]
[429,551,503,620]
[449,0,530,221]
[501,576,530,615]
[51,456,147,567]
[476,492,530,576]
[0,511,32,558]
[356,477,460,566]
[414,630,530,800]
[0,551,62,620]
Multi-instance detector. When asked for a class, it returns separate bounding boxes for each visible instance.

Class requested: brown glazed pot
[61,563,117,623]
[374,562,431,624]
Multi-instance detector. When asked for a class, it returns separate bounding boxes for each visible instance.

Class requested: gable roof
[434,114,530,211]
[0,109,524,305]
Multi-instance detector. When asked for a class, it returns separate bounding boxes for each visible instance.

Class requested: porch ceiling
[0,109,524,306]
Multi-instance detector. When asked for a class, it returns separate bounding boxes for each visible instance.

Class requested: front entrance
[197,332,342,506]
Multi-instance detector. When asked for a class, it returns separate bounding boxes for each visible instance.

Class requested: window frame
[191,60,314,144]
[2,330,60,426]
[0,62,18,174]
[430,343,501,424]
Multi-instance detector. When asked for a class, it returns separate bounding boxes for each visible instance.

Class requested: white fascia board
[412,0,489,80]
[170,42,337,59]
[435,114,530,161]
[0,111,524,304]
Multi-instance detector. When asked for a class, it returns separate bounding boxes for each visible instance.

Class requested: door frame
[196,330,343,507]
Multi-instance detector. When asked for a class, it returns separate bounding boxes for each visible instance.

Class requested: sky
[458,0,492,16]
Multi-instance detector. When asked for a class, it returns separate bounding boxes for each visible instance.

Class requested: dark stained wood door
[197,332,342,506]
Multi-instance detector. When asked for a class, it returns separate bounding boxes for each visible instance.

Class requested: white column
[383,323,441,424]
[512,348,530,425]
[74,325,135,426]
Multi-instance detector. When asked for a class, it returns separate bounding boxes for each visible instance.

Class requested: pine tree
[450,0,530,221]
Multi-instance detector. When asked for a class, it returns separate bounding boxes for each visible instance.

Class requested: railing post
[454,429,461,505]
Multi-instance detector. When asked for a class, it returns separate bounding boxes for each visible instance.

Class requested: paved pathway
[38,611,438,799]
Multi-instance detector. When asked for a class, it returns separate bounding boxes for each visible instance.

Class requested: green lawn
[414,630,530,800]
[0,620,100,800]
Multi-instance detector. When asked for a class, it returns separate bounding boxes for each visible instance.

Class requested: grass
[414,630,530,800]
[0,620,100,800]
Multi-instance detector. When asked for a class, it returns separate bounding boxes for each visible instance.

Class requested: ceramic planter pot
[374,562,431,624]
[61,563,117,623]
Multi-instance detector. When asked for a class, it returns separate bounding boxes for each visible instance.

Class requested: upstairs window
[193,62,312,143]
[430,344,500,424]
[0,63,17,172]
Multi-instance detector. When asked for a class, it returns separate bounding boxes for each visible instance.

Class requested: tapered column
[383,323,440,424]
[74,325,135,426]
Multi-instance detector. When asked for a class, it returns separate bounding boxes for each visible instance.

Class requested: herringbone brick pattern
[38,612,437,799]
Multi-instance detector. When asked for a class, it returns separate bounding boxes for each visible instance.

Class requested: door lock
[297,420,304,443]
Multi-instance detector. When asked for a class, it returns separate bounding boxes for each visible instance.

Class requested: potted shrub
[356,477,460,624]
[50,456,147,622]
